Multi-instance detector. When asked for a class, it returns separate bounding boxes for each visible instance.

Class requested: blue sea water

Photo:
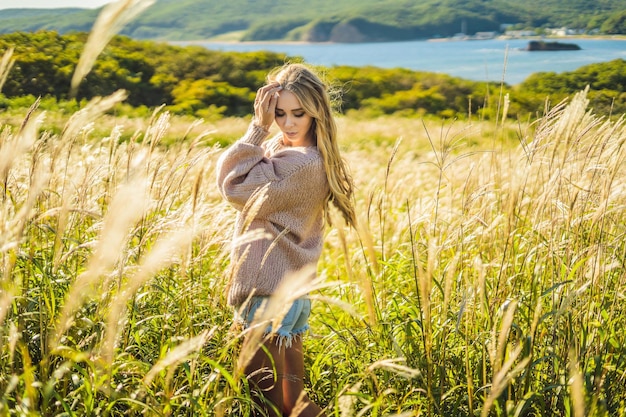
[192,38,626,85]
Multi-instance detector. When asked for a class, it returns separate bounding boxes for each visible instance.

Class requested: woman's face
[275,90,314,147]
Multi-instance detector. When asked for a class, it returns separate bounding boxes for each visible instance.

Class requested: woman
[216,63,356,416]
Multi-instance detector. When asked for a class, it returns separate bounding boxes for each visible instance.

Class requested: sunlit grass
[1,4,625,411]
[1,82,625,416]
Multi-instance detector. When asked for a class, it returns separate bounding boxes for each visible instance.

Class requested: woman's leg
[282,336,326,417]
[244,337,285,417]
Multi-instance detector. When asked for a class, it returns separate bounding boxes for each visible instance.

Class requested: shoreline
[167,36,626,85]
[170,34,626,46]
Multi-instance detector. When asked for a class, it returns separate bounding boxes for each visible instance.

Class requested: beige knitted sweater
[216,123,329,307]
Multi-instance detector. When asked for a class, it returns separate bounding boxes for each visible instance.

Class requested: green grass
[1,84,625,416]
[1,7,626,412]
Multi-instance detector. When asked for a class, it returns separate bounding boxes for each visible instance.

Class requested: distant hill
[0,8,99,34]
[0,0,625,42]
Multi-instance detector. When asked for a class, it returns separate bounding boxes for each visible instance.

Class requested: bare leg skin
[282,336,326,417]
[244,338,284,417]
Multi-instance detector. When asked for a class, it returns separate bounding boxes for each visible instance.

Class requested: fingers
[254,83,282,129]
[255,83,282,109]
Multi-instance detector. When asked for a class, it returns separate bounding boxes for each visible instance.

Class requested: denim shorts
[236,296,311,347]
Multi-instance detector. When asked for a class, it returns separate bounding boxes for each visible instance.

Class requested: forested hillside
[0,0,625,41]
[0,31,624,122]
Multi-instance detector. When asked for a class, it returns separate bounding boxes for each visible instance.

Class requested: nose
[285,115,295,128]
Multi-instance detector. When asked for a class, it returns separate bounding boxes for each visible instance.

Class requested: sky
[0,0,113,9]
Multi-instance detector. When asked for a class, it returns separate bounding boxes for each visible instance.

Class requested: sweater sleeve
[216,123,325,214]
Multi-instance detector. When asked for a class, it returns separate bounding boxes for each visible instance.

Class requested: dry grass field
[1,1,626,413]
[1,84,625,416]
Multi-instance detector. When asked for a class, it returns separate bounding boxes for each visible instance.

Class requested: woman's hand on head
[253,83,282,131]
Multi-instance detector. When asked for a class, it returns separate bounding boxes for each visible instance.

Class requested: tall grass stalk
[0,47,14,94]
[70,0,155,96]
[1,65,626,415]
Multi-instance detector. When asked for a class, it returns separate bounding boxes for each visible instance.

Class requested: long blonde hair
[268,63,356,228]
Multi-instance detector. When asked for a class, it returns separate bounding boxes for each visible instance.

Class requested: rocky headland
[524,40,582,51]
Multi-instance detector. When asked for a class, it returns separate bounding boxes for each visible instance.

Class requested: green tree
[169,78,254,117]
[601,11,626,34]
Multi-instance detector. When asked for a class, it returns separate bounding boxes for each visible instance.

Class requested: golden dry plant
[1,77,626,415]
[0,80,235,411]
[1,4,626,411]
[320,88,626,416]
[70,0,155,97]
